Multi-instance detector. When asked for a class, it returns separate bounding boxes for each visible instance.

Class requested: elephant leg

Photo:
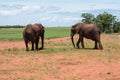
[81,38,85,48]
[98,41,103,50]
[38,34,44,50]
[25,41,29,51]
[35,38,39,50]
[41,35,44,49]
[97,37,103,50]
[31,42,34,51]
[77,35,81,49]
[94,41,98,49]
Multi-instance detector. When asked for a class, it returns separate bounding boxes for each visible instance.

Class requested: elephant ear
[75,23,83,33]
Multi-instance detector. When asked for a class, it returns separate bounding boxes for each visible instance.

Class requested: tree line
[0,25,24,28]
[81,12,120,33]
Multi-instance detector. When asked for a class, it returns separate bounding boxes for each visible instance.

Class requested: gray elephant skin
[23,23,45,51]
[71,23,103,50]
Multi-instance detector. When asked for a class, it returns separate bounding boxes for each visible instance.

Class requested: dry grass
[0,34,120,80]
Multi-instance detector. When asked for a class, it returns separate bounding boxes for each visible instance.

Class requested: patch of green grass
[0,27,70,41]
[5,47,19,52]
[0,28,23,41]
[45,27,70,39]
[42,62,59,75]
[29,77,35,80]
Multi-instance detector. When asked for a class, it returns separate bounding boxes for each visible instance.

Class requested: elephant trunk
[71,32,75,48]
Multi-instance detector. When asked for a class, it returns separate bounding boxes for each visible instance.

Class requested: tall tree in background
[81,13,95,24]
[80,12,120,33]
[113,21,120,33]
[96,12,116,33]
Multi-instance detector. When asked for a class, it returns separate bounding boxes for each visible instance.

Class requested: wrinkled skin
[71,23,103,50]
[23,23,45,51]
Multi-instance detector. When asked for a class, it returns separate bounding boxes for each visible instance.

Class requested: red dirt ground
[0,35,120,80]
[0,37,70,50]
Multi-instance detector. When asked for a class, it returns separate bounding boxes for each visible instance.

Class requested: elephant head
[71,23,83,48]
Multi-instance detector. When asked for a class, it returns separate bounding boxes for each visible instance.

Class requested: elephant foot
[82,47,85,49]
[73,46,76,49]
[38,47,44,50]
[93,47,98,49]
[76,45,80,49]
[26,48,29,51]
[31,49,34,51]
[100,46,103,50]
[100,47,103,50]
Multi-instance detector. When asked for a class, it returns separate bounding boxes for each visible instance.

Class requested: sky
[0,0,120,26]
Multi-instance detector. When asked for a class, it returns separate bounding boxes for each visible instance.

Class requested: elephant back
[24,24,33,34]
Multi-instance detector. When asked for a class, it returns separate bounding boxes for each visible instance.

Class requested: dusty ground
[0,35,120,80]
[0,37,70,50]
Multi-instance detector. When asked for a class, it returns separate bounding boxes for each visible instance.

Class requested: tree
[113,21,120,33]
[96,12,116,33]
[81,13,95,24]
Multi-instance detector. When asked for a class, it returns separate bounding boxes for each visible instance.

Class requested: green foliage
[96,12,116,33]
[81,12,120,33]
[113,21,120,33]
[81,13,95,24]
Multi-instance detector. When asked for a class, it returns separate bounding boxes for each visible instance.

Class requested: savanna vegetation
[81,12,120,33]
[0,30,120,80]
[0,12,120,80]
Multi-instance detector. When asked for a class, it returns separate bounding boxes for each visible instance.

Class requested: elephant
[23,23,45,51]
[71,23,103,50]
